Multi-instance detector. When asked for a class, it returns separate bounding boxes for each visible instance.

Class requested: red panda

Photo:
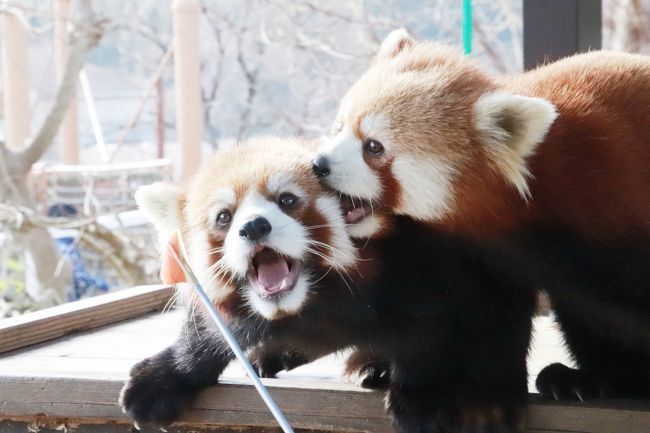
[120,137,537,433]
[314,30,650,400]
[135,136,357,320]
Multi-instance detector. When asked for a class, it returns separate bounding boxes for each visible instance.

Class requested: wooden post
[172,0,203,180]
[523,0,602,70]
[54,0,80,164]
[1,1,30,150]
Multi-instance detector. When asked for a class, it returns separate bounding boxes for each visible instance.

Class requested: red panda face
[314,30,557,237]
[137,137,356,320]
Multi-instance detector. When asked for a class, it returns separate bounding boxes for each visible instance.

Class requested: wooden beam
[0,0,31,150]
[0,285,173,354]
[523,0,602,70]
[172,0,203,180]
[1,376,649,433]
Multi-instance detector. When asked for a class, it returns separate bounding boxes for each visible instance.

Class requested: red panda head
[313,29,557,236]
[136,137,357,320]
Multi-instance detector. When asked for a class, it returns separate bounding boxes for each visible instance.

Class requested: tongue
[345,207,366,224]
[257,257,290,293]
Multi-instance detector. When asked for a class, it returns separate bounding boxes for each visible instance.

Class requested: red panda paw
[536,363,609,401]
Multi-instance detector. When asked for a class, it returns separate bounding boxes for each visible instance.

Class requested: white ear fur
[377,28,415,60]
[474,93,558,200]
[135,182,182,238]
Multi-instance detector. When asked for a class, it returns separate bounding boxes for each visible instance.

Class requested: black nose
[312,156,331,178]
[239,216,272,242]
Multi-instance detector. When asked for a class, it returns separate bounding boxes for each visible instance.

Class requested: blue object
[462,0,472,55]
[54,236,110,301]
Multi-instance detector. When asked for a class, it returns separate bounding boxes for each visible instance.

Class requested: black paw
[536,363,608,401]
[355,361,391,389]
[252,350,311,378]
[119,354,196,426]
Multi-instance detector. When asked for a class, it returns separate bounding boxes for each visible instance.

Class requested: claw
[133,421,141,431]
[122,406,127,414]
[573,387,584,402]
[551,385,560,401]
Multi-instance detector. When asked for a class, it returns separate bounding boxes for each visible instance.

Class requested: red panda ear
[135,182,182,240]
[474,93,558,200]
[377,28,415,60]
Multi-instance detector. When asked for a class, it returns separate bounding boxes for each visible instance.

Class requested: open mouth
[248,247,302,300]
[340,194,373,224]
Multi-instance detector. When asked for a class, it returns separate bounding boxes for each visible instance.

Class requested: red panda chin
[248,247,302,300]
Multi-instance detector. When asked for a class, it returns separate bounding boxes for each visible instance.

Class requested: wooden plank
[0,285,173,354]
[0,376,392,433]
[1,376,650,433]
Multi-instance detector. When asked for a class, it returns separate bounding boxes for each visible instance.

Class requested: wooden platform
[1,287,649,433]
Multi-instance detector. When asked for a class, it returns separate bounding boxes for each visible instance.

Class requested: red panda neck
[436,159,530,241]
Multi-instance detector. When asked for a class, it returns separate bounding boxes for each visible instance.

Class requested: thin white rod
[169,237,295,433]
[79,69,108,162]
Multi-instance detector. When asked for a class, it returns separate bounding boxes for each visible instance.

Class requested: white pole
[172,0,203,180]
[170,233,295,433]
[1,1,30,150]
[79,69,108,163]
[54,0,79,164]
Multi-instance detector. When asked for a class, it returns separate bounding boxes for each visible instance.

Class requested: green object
[462,0,472,55]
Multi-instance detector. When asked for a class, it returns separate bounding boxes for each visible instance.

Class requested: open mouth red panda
[248,246,301,300]
[135,136,356,319]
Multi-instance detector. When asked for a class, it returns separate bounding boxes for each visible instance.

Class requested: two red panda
[122,30,650,433]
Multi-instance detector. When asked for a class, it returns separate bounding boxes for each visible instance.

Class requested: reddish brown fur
[343,44,650,241]
[177,137,339,309]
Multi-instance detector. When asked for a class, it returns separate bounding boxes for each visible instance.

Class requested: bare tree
[0,1,104,307]
[604,0,650,54]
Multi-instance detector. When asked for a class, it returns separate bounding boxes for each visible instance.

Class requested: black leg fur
[344,348,391,390]
[119,314,235,426]
[524,229,650,400]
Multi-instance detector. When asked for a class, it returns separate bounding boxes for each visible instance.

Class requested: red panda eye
[216,210,232,228]
[279,193,299,209]
[363,139,384,156]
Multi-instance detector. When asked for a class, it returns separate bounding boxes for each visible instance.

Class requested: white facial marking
[346,214,384,239]
[266,172,306,199]
[245,274,310,320]
[314,196,357,268]
[212,187,236,210]
[392,155,456,221]
[223,191,309,278]
[360,113,390,139]
[187,229,234,302]
[318,126,382,201]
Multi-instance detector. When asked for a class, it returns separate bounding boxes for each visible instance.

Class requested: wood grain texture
[0,285,173,354]
[1,376,650,433]
[0,376,392,433]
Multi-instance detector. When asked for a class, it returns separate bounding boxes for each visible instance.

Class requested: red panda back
[511,52,650,240]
